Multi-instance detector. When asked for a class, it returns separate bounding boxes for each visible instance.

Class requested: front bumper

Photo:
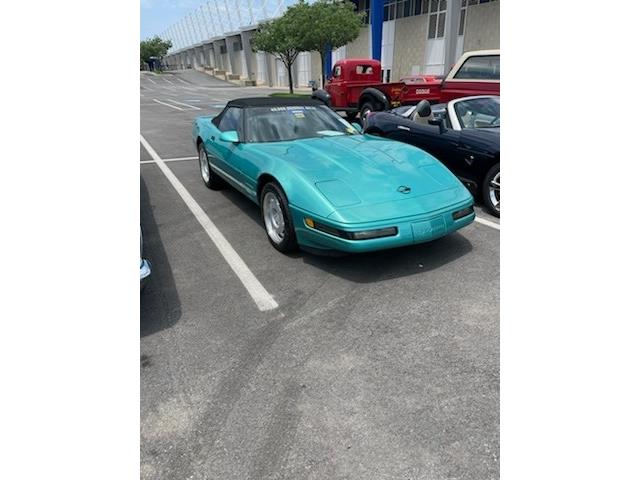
[290,200,475,254]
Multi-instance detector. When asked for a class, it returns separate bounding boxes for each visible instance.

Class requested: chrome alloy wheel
[489,171,500,213]
[262,192,285,244]
[199,148,210,183]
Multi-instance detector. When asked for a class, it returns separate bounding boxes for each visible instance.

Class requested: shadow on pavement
[140,176,182,337]
[302,231,473,283]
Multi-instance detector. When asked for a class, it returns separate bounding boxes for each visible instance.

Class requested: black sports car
[363,95,500,217]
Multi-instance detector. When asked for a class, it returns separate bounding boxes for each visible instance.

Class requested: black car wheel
[359,101,377,120]
[482,163,500,217]
[198,143,225,190]
[260,182,298,253]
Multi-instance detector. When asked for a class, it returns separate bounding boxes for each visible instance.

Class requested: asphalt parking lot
[140,70,500,480]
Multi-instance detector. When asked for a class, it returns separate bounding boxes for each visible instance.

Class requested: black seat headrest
[415,100,432,118]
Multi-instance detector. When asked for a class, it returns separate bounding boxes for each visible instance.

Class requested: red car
[439,49,500,103]
[399,74,444,84]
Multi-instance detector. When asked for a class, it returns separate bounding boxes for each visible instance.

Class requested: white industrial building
[160,0,499,87]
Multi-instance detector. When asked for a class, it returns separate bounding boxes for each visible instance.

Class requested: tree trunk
[286,62,294,94]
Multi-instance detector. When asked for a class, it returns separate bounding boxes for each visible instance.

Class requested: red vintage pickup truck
[311,50,499,119]
[313,58,441,120]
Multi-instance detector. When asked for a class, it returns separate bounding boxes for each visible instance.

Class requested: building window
[426,0,446,39]
[359,0,370,24]
[364,0,482,24]
[220,44,227,54]
[394,0,412,19]
[459,6,466,35]
[383,1,395,21]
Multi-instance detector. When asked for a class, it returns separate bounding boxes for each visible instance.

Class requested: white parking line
[166,99,202,110]
[475,216,500,230]
[175,77,191,85]
[140,156,197,164]
[146,77,157,85]
[152,99,183,111]
[140,135,278,311]
[163,78,175,85]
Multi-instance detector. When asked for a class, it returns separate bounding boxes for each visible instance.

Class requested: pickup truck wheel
[482,163,500,217]
[359,101,376,120]
[260,182,298,253]
[198,143,225,190]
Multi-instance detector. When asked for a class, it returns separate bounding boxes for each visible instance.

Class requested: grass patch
[269,92,311,98]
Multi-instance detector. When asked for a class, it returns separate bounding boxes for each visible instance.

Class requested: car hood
[251,134,469,221]
[259,135,460,197]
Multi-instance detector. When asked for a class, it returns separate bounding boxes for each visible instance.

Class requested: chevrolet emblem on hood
[397,186,411,194]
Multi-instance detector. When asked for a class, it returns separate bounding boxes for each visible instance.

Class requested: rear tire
[482,163,500,217]
[260,182,298,253]
[198,143,225,190]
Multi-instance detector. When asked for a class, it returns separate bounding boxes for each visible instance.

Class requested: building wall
[308,51,323,86]
[463,0,500,52]
[345,26,371,59]
[392,14,427,81]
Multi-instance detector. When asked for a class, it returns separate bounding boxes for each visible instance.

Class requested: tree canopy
[252,5,309,93]
[140,36,172,65]
[252,0,364,90]
[297,0,364,85]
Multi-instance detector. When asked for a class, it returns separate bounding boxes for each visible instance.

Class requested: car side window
[333,66,341,78]
[218,107,242,135]
[454,55,500,80]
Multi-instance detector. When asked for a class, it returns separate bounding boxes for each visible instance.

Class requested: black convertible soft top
[226,97,323,108]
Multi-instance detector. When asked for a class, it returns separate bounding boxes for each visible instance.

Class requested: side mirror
[350,122,363,133]
[219,130,239,143]
[428,118,446,134]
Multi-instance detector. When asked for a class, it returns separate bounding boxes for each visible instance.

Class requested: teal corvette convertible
[192,97,475,254]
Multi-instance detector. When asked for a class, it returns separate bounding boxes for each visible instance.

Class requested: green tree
[298,0,364,87]
[140,36,172,70]
[252,6,308,94]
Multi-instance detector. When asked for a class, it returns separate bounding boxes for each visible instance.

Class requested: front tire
[482,163,500,217]
[198,143,225,190]
[359,101,376,120]
[260,182,298,253]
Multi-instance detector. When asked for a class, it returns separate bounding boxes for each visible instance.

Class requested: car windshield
[245,105,358,143]
[453,97,500,129]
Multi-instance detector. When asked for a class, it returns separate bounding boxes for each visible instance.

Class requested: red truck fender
[358,88,391,118]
